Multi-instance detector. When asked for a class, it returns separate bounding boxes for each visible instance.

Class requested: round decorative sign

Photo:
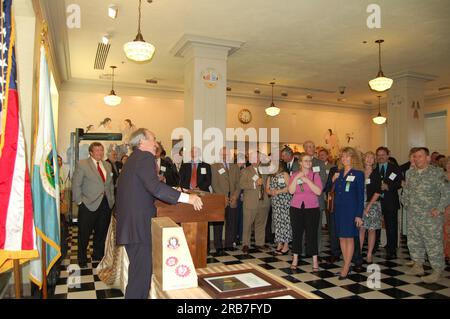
[175,264,191,278]
[165,256,178,267]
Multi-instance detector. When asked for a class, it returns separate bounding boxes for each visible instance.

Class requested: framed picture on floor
[240,289,306,299]
[198,268,285,299]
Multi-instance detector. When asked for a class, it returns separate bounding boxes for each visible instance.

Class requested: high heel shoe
[276,249,289,255]
[337,268,352,280]
[290,259,298,270]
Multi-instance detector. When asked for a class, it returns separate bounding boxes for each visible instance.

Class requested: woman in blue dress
[331,147,364,279]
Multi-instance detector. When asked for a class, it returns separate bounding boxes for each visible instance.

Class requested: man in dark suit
[115,129,203,299]
[155,142,179,187]
[179,146,212,192]
[106,148,120,191]
[324,165,341,263]
[375,146,403,259]
[280,146,300,176]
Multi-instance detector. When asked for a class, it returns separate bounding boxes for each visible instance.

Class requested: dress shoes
[385,253,397,260]
[327,256,340,263]
[242,245,249,254]
[353,265,365,273]
[78,262,88,269]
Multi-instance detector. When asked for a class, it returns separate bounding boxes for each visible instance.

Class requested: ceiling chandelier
[265,81,280,116]
[104,66,122,106]
[372,95,387,124]
[123,0,155,62]
[369,39,393,92]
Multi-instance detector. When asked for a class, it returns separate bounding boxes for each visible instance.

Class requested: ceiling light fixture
[108,5,118,19]
[102,34,110,45]
[369,39,393,92]
[123,0,155,62]
[265,81,280,116]
[104,66,121,106]
[372,95,386,124]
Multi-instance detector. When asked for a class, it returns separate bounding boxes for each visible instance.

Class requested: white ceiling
[47,0,450,105]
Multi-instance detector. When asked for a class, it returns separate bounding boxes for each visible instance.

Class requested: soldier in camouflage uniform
[401,147,450,283]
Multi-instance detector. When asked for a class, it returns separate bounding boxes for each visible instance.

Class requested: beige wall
[57,86,383,161]
[57,88,185,161]
[424,94,450,153]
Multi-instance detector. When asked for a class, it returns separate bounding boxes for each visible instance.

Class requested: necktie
[190,163,197,189]
[380,164,386,178]
[288,162,291,172]
[97,161,105,183]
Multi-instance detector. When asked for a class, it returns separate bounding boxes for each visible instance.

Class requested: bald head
[303,140,315,156]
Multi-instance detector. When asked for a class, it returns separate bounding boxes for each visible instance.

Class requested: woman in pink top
[288,153,323,271]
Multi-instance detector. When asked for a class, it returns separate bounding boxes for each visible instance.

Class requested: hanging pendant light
[265,81,280,116]
[123,0,155,62]
[369,39,393,92]
[104,66,122,106]
[372,95,387,124]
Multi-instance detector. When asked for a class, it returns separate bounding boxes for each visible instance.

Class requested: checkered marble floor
[52,226,450,299]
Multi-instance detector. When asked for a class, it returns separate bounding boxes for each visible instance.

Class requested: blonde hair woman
[359,151,382,264]
[331,147,365,279]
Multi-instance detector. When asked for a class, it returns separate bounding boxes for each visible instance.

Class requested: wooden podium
[156,192,225,269]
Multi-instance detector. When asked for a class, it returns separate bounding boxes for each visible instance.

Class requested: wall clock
[238,109,252,124]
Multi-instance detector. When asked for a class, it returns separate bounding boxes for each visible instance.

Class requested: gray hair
[129,128,150,150]
[281,146,293,157]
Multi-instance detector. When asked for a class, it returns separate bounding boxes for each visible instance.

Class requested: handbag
[327,183,335,213]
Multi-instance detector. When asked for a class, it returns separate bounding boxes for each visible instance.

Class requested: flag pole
[13,260,22,299]
[41,238,48,299]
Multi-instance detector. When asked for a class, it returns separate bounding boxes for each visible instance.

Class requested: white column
[387,72,436,163]
[171,35,244,149]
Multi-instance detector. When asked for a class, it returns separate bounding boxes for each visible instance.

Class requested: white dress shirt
[91,157,106,178]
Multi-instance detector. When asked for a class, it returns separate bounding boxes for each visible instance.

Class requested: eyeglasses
[302,160,312,163]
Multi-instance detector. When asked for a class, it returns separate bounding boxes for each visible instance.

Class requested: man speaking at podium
[115,128,203,299]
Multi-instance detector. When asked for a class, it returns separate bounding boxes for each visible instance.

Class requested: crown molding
[171,34,245,58]
[390,71,438,82]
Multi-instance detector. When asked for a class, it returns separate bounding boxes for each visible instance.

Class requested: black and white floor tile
[51,226,450,299]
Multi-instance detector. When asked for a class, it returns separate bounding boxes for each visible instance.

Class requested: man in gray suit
[211,147,241,254]
[303,140,328,256]
[239,151,271,253]
[72,142,115,267]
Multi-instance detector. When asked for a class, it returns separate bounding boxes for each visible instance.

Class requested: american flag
[0,0,38,274]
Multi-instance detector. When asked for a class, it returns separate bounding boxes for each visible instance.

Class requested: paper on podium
[152,217,198,291]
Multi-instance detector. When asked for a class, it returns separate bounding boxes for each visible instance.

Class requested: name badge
[366,178,371,185]
[201,167,207,175]
[110,172,113,176]
[312,166,320,173]
[218,168,226,175]
[278,177,285,184]
[389,172,397,181]
[160,166,166,172]
[252,175,259,182]
[346,175,355,182]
